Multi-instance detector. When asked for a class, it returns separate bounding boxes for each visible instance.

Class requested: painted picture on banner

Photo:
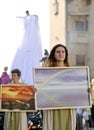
[1,85,35,111]
[34,66,91,110]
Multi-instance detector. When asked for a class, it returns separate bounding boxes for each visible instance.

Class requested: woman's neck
[56,61,65,67]
[12,80,19,84]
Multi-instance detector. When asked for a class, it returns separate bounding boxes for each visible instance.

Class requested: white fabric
[19,112,27,130]
[83,111,89,121]
[10,15,43,85]
[43,110,53,130]
[4,112,27,130]
[4,112,9,130]
[71,109,76,130]
[43,109,76,130]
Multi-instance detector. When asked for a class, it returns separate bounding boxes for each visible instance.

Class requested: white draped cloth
[11,15,43,85]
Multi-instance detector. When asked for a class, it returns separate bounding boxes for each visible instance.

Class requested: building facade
[50,0,94,78]
[50,0,66,49]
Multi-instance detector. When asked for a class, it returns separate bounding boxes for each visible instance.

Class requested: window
[75,21,88,31]
[87,0,91,5]
[76,55,85,66]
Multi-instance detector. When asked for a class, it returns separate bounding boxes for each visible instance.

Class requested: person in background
[4,68,36,130]
[0,66,10,130]
[76,108,83,130]
[42,44,76,130]
[82,108,89,130]
[25,10,30,16]
[0,66,10,84]
[90,79,94,127]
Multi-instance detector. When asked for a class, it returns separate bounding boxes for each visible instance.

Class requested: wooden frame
[33,66,91,110]
[1,85,35,111]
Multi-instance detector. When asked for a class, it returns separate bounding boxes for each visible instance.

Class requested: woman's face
[12,73,20,83]
[54,46,66,62]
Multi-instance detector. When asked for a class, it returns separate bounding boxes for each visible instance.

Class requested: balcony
[68,12,89,16]
[68,31,89,44]
[67,3,90,16]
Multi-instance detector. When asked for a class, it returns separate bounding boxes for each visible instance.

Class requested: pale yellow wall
[50,0,66,49]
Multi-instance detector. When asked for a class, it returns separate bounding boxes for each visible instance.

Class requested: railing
[68,31,89,43]
[67,4,90,16]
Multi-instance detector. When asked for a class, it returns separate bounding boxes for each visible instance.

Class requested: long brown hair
[44,44,69,67]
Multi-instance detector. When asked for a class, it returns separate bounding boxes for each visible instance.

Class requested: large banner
[34,66,91,110]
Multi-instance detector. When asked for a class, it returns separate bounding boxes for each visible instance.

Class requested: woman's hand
[32,87,37,93]
[88,88,92,93]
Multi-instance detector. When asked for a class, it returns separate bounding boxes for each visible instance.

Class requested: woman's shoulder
[7,81,27,85]
[19,82,27,85]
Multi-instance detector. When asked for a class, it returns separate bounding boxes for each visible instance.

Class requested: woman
[0,66,10,84]
[43,44,76,130]
[4,69,28,130]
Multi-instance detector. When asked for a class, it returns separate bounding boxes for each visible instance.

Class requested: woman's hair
[25,10,29,16]
[44,44,69,67]
[4,66,8,71]
[11,69,21,77]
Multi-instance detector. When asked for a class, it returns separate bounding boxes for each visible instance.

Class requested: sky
[0,0,50,74]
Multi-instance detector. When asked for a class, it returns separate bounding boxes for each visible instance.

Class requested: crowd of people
[0,44,94,130]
